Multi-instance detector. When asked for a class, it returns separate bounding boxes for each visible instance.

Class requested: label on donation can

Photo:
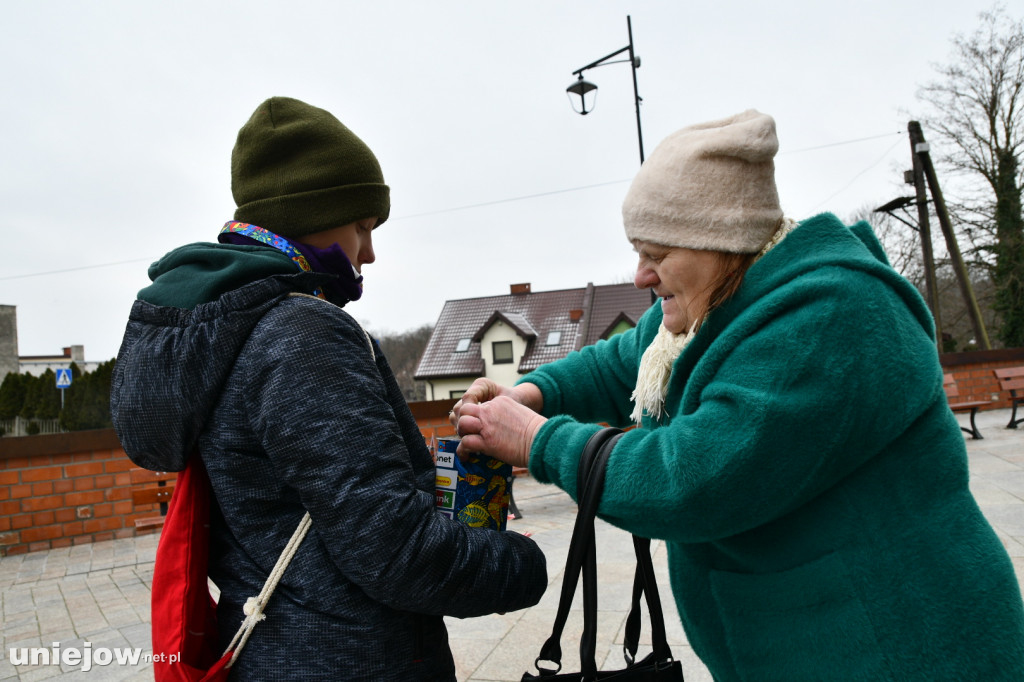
[435,437,512,531]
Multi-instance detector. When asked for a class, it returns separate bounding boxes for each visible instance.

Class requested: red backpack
[150,455,233,681]
[151,454,311,680]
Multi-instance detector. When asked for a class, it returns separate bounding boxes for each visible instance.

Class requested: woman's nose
[634,264,657,290]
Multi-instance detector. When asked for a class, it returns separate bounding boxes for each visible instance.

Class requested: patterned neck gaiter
[218,221,364,305]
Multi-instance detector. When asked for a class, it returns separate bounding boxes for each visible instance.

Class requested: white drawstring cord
[224,511,313,668]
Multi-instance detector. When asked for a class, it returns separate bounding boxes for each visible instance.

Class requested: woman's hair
[695,251,758,326]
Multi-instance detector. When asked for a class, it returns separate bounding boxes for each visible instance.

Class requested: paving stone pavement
[0,535,158,681]
[1,407,1021,681]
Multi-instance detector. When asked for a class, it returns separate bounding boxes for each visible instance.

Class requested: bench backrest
[129,468,176,485]
[994,367,1024,394]
[129,468,176,514]
[132,485,176,506]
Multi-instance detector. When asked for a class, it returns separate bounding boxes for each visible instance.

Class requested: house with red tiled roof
[414,282,653,400]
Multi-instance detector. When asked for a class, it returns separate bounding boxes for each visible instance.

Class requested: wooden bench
[943,373,993,440]
[129,468,176,532]
[994,367,1024,429]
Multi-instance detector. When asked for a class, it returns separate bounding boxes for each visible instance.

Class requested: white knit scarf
[629,217,798,425]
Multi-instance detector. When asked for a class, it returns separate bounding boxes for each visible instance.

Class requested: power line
[395,133,907,221]
[1,132,906,281]
[391,178,632,220]
[0,180,635,282]
[782,131,904,155]
[0,256,153,280]
[811,137,906,211]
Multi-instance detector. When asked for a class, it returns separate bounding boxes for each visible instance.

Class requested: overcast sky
[0,0,1003,362]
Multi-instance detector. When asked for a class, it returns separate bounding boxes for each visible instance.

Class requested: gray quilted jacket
[110,243,547,681]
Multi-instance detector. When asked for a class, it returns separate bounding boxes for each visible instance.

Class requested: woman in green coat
[452,109,1024,680]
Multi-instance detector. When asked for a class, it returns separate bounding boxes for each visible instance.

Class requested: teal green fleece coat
[524,214,1024,680]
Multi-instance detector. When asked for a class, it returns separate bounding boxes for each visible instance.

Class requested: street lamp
[566,15,645,164]
[874,196,919,231]
[566,76,598,115]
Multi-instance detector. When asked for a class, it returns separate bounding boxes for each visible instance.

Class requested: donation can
[435,437,512,531]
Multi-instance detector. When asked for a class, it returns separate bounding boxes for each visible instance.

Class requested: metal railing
[0,417,64,437]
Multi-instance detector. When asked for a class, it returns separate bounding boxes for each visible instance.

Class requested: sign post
[55,368,72,409]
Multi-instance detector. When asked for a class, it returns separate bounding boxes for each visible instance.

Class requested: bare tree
[374,324,434,401]
[853,205,926,287]
[917,4,1024,346]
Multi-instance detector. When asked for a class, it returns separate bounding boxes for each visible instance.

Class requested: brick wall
[940,347,1024,407]
[0,430,147,557]
[0,399,464,556]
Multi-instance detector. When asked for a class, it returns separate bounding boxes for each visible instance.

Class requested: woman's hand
[454,396,546,469]
[450,380,543,426]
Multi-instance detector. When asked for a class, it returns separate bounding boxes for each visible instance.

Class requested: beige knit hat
[622,109,783,254]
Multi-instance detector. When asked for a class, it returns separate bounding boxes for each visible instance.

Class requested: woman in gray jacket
[111,97,547,681]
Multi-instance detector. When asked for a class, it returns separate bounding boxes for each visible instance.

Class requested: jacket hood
[111,243,333,470]
[727,212,935,339]
[139,241,297,308]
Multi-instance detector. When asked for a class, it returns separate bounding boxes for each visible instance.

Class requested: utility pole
[908,135,943,348]
[908,121,991,350]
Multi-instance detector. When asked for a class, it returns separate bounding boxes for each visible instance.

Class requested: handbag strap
[577,430,619,677]
[578,433,674,678]
[534,427,621,674]
[623,535,673,663]
[532,427,676,678]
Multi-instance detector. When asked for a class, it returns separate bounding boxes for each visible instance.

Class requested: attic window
[454,338,471,352]
[493,341,514,364]
[546,331,562,346]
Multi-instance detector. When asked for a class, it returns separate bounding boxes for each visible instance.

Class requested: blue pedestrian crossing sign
[55,368,73,389]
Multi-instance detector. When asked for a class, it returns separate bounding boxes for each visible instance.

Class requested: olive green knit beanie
[232,96,390,239]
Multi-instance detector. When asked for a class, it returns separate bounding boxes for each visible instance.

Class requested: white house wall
[479,321,528,387]
[427,377,473,401]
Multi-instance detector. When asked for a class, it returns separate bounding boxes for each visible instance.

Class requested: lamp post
[566,15,645,165]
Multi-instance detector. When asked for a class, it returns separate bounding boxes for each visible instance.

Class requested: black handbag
[522,427,684,681]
